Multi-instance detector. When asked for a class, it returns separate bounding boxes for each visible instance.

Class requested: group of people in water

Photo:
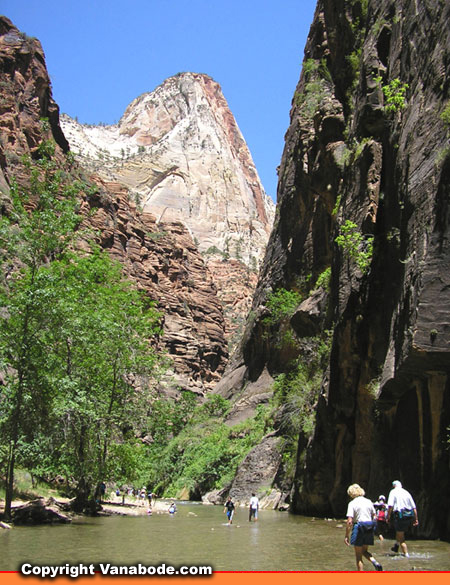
[345,480,419,571]
[104,479,419,571]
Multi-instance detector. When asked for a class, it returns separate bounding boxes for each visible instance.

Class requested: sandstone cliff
[0,17,228,393]
[221,0,450,538]
[60,74,274,347]
[0,17,68,190]
[60,73,274,263]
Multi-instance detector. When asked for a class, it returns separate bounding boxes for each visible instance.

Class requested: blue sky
[2,0,317,200]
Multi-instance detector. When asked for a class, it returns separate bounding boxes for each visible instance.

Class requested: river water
[1,503,449,572]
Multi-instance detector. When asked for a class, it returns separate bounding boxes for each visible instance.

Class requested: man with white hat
[386,480,419,557]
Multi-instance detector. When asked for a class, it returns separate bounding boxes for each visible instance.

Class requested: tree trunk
[4,441,16,522]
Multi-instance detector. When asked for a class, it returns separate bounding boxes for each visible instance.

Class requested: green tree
[41,250,164,511]
[0,150,165,517]
[264,288,303,325]
[375,76,409,113]
[0,153,83,520]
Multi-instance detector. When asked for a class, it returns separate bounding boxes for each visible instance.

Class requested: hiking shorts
[350,522,375,546]
[393,512,413,533]
[375,520,389,537]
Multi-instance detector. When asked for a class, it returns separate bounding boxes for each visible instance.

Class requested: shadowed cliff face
[229,0,450,537]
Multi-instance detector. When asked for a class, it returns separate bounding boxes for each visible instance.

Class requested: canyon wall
[61,74,275,349]
[222,0,450,537]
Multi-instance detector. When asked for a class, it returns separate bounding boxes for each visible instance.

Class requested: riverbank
[0,495,179,525]
[99,498,176,516]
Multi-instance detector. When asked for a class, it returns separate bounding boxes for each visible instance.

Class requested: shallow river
[1,503,449,572]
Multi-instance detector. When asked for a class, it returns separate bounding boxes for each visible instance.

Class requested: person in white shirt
[386,480,419,557]
[344,484,383,571]
[249,493,259,522]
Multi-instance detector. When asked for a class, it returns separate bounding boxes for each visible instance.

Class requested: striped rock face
[61,72,275,357]
[61,73,274,270]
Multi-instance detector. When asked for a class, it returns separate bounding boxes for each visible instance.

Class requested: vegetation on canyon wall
[142,394,270,498]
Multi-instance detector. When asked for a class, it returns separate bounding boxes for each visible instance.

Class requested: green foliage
[346,48,362,81]
[373,18,388,36]
[375,76,409,113]
[354,137,372,159]
[335,220,374,274]
[302,58,331,83]
[264,288,303,325]
[145,395,270,497]
[295,79,326,119]
[435,146,450,167]
[147,392,197,447]
[360,0,368,19]
[271,332,331,479]
[441,101,450,128]
[332,194,342,216]
[0,148,165,515]
[302,59,318,79]
[0,157,86,517]
[314,267,331,292]
[296,57,331,118]
[37,250,164,500]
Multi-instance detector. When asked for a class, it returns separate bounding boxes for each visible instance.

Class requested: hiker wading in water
[345,484,383,572]
[387,480,419,558]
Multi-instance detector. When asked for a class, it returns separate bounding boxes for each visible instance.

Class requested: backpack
[377,507,386,522]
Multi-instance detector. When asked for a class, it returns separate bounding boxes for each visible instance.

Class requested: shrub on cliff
[264,288,303,325]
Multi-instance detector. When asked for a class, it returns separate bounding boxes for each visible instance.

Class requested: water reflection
[1,505,449,572]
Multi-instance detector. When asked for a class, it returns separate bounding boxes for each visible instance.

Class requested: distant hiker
[344,484,383,571]
[224,496,235,525]
[249,493,259,522]
[99,482,106,502]
[387,480,418,558]
[374,495,389,541]
[168,501,177,515]
[140,487,146,506]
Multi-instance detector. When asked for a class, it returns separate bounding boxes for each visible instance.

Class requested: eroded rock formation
[61,74,274,262]
[81,179,228,391]
[60,74,274,344]
[221,0,450,537]
[0,17,68,190]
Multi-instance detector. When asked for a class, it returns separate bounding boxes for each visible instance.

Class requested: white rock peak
[61,72,274,267]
